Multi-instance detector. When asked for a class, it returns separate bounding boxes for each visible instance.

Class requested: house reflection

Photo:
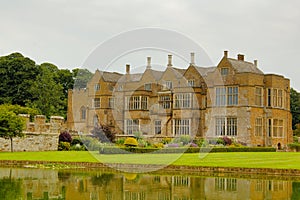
[0,168,296,200]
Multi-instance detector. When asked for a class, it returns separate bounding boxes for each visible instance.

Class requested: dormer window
[94,84,100,91]
[221,68,229,76]
[165,81,173,89]
[145,83,152,91]
[188,80,195,87]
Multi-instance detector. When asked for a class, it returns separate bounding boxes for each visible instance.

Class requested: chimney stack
[167,54,172,67]
[254,60,258,67]
[147,57,151,69]
[224,50,228,58]
[237,54,244,61]
[190,52,195,65]
[126,64,130,74]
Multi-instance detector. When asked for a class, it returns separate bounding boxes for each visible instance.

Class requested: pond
[1,167,300,200]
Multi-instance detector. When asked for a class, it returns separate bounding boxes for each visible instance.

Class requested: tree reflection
[91,173,114,186]
[292,182,300,200]
[0,177,22,200]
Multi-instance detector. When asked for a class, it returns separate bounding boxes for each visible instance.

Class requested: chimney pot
[147,57,151,69]
[224,51,228,58]
[254,60,258,67]
[237,54,244,61]
[167,55,172,67]
[190,52,195,65]
[126,64,130,74]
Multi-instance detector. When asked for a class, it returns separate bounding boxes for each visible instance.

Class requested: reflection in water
[0,168,298,200]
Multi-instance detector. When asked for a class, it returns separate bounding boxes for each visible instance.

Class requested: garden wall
[0,133,59,152]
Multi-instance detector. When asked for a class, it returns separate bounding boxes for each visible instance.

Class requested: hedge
[99,147,276,154]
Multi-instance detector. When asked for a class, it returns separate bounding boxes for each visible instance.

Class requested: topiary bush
[124,137,138,147]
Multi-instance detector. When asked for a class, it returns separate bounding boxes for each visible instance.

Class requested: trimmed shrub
[99,146,276,154]
[124,137,138,147]
[152,143,164,148]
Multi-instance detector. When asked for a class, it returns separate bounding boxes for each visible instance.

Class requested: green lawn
[0,151,300,169]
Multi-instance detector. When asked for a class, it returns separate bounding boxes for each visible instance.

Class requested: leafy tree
[0,52,39,105]
[290,88,300,130]
[0,110,25,152]
[72,68,93,89]
[0,104,39,119]
[91,125,116,143]
[57,69,74,99]
[28,63,65,118]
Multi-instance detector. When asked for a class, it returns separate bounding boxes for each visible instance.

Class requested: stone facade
[67,51,293,148]
[0,115,64,152]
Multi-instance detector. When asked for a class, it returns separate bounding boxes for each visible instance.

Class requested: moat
[1,167,300,200]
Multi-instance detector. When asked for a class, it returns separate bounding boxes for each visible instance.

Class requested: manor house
[67,51,293,148]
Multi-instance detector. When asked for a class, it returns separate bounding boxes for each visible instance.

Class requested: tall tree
[290,88,300,130]
[0,53,39,105]
[72,68,93,89]
[28,64,65,118]
[0,110,25,152]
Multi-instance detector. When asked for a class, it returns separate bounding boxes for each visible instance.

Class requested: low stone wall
[0,132,59,152]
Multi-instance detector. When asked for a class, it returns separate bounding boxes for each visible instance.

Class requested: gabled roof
[100,71,122,82]
[227,58,263,74]
[128,73,143,82]
[149,69,164,80]
[173,67,186,75]
[194,66,216,76]
[172,67,186,78]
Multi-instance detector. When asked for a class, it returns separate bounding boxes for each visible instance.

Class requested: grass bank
[0,151,300,169]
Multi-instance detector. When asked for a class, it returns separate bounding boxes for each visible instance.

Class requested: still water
[0,167,300,200]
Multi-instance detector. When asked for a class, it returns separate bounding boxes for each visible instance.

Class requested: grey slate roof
[149,69,164,80]
[100,71,122,82]
[194,66,216,76]
[227,58,264,74]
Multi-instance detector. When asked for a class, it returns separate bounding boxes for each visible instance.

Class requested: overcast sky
[1,0,300,90]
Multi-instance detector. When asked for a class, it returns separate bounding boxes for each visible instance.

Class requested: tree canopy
[290,88,300,130]
[0,52,92,119]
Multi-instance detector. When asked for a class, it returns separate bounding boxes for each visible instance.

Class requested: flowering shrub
[58,142,70,151]
[189,143,198,147]
[152,143,164,148]
[167,143,180,148]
